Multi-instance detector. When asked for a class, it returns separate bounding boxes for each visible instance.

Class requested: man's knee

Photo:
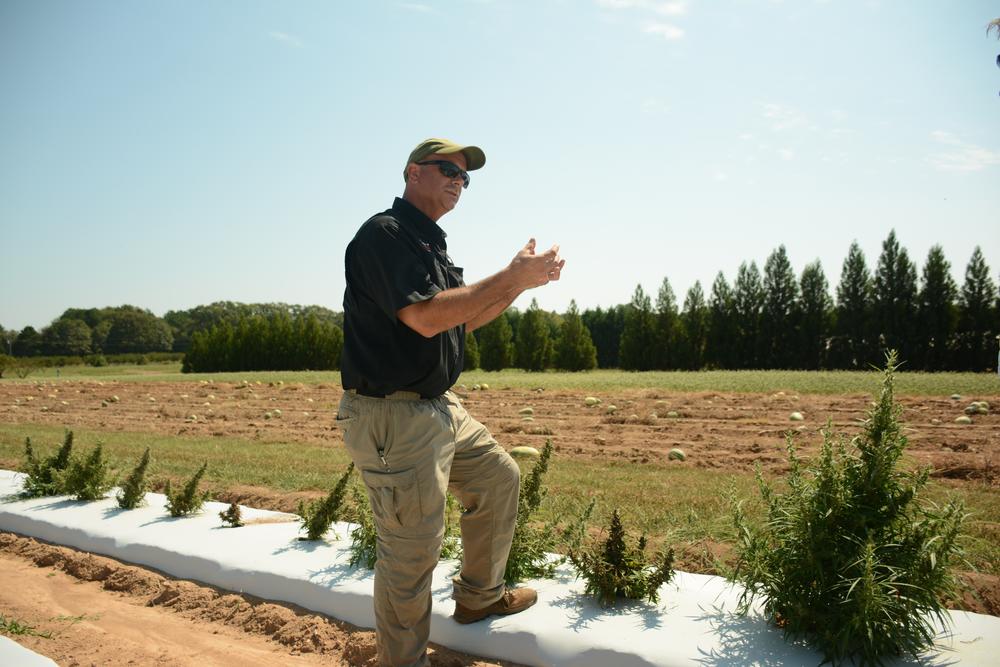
[495,449,520,495]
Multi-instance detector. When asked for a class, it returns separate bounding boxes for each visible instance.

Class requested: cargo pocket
[361,468,423,530]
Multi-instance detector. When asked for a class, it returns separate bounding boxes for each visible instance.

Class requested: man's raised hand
[510,238,565,290]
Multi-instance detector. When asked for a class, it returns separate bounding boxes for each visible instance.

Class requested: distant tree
[164,301,342,353]
[955,247,998,371]
[554,300,597,371]
[619,285,658,371]
[654,277,680,369]
[916,245,958,371]
[581,305,625,368]
[677,282,709,369]
[103,309,174,354]
[0,353,12,378]
[797,260,833,370]
[182,313,342,372]
[505,308,523,351]
[515,299,552,372]
[478,312,515,371]
[872,230,918,365]
[463,331,480,370]
[0,326,14,355]
[91,319,113,353]
[707,272,737,369]
[13,326,42,357]
[833,241,875,369]
[761,246,800,369]
[733,262,764,369]
[41,319,92,356]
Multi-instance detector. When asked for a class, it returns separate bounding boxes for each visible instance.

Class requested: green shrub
[165,462,210,517]
[116,448,151,509]
[298,463,354,540]
[59,443,117,501]
[20,431,75,497]
[219,502,244,527]
[85,354,108,367]
[569,508,675,607]
[730,352,966,666]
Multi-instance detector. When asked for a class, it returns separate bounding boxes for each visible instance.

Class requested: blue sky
[2,0,998,331]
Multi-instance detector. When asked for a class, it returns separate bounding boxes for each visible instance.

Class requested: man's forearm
[466,289,519,333]
[398,267,522,338]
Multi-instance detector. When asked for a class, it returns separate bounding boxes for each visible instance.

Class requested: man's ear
[406,162,420,183]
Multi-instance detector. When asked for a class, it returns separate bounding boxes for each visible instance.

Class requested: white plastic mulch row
[1,469,997,667]
[0,636,58,667]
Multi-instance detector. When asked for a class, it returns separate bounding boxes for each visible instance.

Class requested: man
[338,138,564,667]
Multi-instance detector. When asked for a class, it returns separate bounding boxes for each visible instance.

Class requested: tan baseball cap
[404,138,486,182]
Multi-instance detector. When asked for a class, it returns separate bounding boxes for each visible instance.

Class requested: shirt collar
[393,197,448,244]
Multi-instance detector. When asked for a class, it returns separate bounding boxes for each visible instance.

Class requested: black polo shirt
[340,197,466,398]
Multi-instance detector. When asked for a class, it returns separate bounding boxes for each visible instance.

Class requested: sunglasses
[417,160,470,189]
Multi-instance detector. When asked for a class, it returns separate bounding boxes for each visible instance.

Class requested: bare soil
[1,380,998,664]
[2,380,997,483]
[0,532,520,667]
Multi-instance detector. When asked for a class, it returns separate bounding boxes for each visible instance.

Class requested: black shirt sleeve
[347,216,441,322]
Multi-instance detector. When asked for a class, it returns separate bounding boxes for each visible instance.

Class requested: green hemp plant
[116,448,151,510]
[20,430,75,498]
[349,485,464,569]
[569,508,675,607]
[298,463,355,541]
[348,485,378,569]
[219,502,245,528]
[59,443,117,501]
[730,352,966,666]
[504,439,558,583]
[164,462,210,517]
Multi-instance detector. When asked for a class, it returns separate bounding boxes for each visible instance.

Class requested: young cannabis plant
[349,485,464,569]
[116,448,151,510]
[165,462,210,517]
[569,508,675,607]
[219,502,245,528]
[20,430,75,498]
[59,443,117,501]
[731,352,966,666]
[298,463,354,541]
[348,485,378,569]
[505,439,558,583]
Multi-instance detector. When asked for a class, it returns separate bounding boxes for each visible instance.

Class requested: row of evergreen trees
[470,233,999,372]
[7,233,997,373]
[181,313,344,373]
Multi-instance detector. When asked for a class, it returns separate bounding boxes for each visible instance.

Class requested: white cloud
[713,169,729,181]
[760,103,806,131]
[269,31,303,48]
[778,148,795,160]
[643,21,684,39]
[597,0,686,12]
[640,98,671,114]
[597,0,687,39]
[927,131,1000,172]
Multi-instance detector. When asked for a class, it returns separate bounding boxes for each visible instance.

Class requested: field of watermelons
[2,363,997,633]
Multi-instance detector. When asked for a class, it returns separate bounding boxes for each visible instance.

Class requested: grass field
[8,362,1000,396]
[2,422,996,579]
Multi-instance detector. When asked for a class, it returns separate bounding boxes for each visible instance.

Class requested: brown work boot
[453,587,537,624]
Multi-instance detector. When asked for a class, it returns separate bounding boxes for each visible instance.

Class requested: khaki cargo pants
[337,390,520,667]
